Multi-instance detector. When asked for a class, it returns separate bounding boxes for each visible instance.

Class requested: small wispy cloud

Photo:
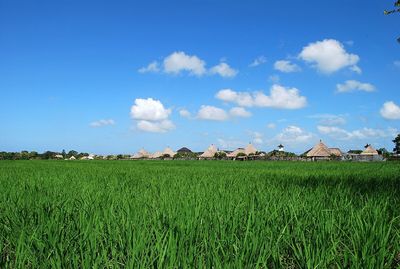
[90,119,115,128]
[138,61,160,73]
[249,56,267,67]
[336,80,375,93]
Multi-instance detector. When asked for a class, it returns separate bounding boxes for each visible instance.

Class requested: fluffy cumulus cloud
[318,125,398,140]
[215,85,307,109]
[229,107,252,117]
[216,89,254,107]
[380,101,400,120]
[336,80,375,93]
[196,105,251,121]
[274,60,301,73]
[309,114,346,125]
[90,119,115,128]
[249,56,267,67]
[163,51,206,76]
[130,98,175,133]
[299,39,360,74]
[138,61,160,73]
[197,105,229,121]
[275,125,314,143]
[209,62,238,77]
[136,120,175,133]
[140,51,238,78]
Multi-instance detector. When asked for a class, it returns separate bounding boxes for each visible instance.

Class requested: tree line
[0,150,88,160]
[1,134,399,160]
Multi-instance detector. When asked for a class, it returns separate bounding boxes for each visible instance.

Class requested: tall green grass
[0,160,399,268]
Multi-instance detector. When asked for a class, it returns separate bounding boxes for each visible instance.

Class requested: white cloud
[299,39,360,74]
[216,89,254,107]
[274,60,301,73]
[249,56,267,67]
[197,105,229,121]
[136,120,175,133]
[163,51,206,76]
[141,51,238,78]
[253,85,307,109]
[336,80,375,93]
[210,62,238,78]
[380,101,400,120]
[248,131,264,144]
[179,109,192,119]
[275,125,314,143]
[317,125,398,140]
[215,85,307,109]
[229,107,252,118]
[217,138,244,149]
[309,114,346,125]
[130,98,171,121]
[138,61,160,73]
[90,119,115,128]
[349,65,362,74]
[130,98,174,133]
[394,60,400,68]
[267,123,276,129]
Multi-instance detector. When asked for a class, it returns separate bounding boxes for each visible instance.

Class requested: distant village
[2,140,398,161]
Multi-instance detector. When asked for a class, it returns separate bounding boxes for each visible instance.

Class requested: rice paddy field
[0,160,400,268]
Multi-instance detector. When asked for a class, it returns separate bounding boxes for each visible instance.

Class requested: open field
[0,160,400,268]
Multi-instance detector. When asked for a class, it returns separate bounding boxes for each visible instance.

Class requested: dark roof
[177,147,192,153]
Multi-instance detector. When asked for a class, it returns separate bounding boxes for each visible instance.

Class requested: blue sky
[1,0,400,154]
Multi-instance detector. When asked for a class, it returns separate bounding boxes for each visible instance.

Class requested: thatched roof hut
[177,147,192,153]
[163,147,176,157]
[227,148,245,158]
[306,141,332,158]
[328,148,343,157]
[132,148,150,159]
[245,143,257,155]
[199,144,217,158]
[361,144,378,155]
[150,151,163,159]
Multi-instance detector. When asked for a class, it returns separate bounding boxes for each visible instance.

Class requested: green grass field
[0,160,400,268]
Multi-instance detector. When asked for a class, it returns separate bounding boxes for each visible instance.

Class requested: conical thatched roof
[132,148,150,159]
[200,144,217,158]
[151,151,163,159]
[163,147,176,157]
[245,143,257,155]
[329,148,343,157]
[306,141,331,157]
[361,144,378,155]
[227,148,245,157]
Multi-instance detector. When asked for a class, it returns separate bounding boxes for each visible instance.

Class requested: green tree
[393,134,400,154]
[67,150,78,158]
[214,152,227,160]
[384,0,400,15]
[384,0,400,43]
